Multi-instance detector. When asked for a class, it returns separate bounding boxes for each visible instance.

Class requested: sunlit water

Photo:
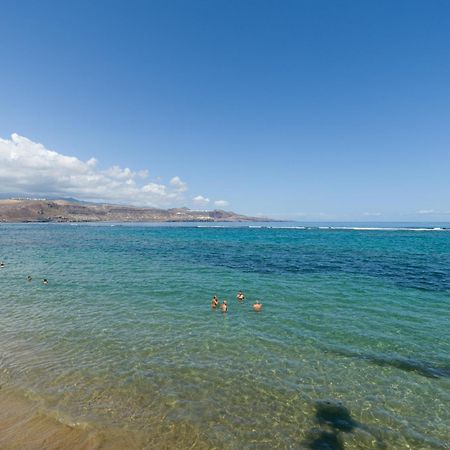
[0,223,449,449]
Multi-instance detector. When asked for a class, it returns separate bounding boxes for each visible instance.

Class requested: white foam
[269,226,306,229]
[263,226,449,232]
[320,226,448,232]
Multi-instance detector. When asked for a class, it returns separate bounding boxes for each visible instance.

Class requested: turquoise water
[0,223,449,449]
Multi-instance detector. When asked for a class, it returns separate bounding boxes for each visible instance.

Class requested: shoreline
[0,381,212,450]
[0,385,164,450]
[0,386,104,450]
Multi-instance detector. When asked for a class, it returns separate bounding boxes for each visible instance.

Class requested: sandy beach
[0,387,104,450]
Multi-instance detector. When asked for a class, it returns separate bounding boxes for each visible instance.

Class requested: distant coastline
[0,198,268,223]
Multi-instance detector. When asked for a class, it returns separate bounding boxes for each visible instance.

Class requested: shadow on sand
[304,399,385,450]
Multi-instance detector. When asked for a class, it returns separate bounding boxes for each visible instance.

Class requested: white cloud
[214,200,229,208]
[193,195,210,205]
[417,209,435,215]
[0,133,188,207]
[170,176,187,192]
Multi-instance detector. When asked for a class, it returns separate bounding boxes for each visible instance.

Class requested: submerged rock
[304,428,344,450]
[315,400,356,432]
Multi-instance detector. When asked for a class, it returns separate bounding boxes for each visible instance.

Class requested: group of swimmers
[211,291,263,313]
[27,275,48,284]
[1,262,48,284]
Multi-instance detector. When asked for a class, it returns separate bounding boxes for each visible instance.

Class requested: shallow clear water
[0,223,449,449]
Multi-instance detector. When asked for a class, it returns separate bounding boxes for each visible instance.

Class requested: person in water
[236,291,245,302]
[43,279,48,285]
[27,275,32,282]
[0,261,4,268]
[220,300,228,312]
[211,295,219,309]
[252,300,262,312]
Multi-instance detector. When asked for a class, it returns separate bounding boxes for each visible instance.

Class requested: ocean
[0,223,449,449]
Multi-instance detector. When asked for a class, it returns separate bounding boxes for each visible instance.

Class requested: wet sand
[0,386,212,450]
[0,387,130,450]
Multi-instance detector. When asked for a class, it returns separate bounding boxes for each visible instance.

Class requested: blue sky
[1,0,449,220]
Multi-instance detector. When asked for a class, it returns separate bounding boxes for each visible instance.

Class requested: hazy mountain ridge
[0,199,265,223]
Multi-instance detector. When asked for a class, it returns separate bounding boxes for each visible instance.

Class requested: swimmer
[43,279,49,285]
[236,291,245,302]
[211,295,219,309]
[252,300,262,312]
[27,275,32,282]
[0,261,4,268]
[220,300,228,313]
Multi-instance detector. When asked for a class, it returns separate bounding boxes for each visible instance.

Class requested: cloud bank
[0,134,227,208]
[193,195,210,205]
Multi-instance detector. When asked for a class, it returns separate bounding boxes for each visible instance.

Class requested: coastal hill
[0,199,265,223]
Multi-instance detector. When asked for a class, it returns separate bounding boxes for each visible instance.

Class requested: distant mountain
[0,199,267,223]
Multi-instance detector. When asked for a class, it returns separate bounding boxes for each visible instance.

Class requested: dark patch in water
[149,230,450,292]
[303,399,386,450]
[4,225,450,291]
[304,428,344,450]
[315,400,356,432]
[327,347,450,379]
